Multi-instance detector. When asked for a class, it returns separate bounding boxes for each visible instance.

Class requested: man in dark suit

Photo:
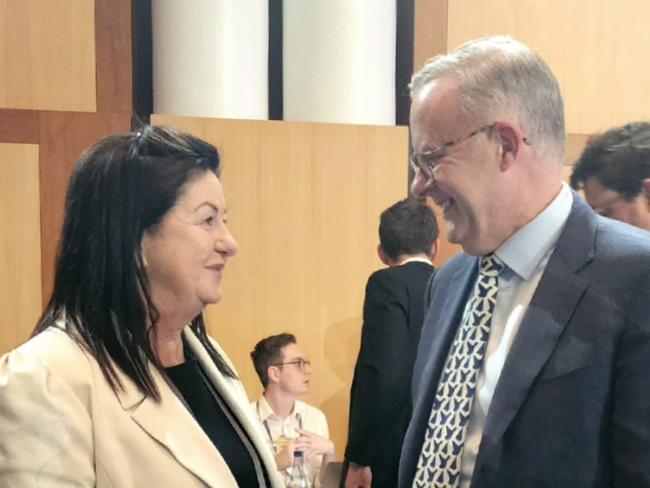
[344,199,439,488]
[400,36,650,488]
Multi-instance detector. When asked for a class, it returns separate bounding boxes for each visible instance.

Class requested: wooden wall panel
[414,0,448,70]
[95,0,132,112]
[38,112,132,303]
[153,114,409,455]
[0,109,38,144]
[0,0,96,112]
[447,0,650,135]
[0,144,41,353]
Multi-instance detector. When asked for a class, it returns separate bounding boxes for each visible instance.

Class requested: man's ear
[377,244,392,266]
[267,365,280,384]
[495,123,521,171]
[430,238,440,264]
[642,178,650,207]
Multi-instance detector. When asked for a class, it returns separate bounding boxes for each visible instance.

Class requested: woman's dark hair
[34,125,235,400]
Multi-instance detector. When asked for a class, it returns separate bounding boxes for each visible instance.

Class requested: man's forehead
[413,76,461,105]
[280,343,304,359]
[410,78,464,143]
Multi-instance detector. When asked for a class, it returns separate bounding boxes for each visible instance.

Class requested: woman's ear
[140,235,150,267]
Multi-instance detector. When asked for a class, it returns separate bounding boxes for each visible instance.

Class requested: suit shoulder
[0,328,95,417]
[433,252,474,280]
[596,217,650,259]
[5,328,94,381]
[369,262,433,283]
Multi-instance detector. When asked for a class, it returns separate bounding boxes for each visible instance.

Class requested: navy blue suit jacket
[399,195,650,488]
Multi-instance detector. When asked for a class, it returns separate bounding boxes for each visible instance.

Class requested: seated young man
[250,333,335,487]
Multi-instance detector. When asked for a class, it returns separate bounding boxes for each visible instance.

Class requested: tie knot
[480,253,505,276]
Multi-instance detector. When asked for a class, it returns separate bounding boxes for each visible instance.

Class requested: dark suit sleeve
[612,271,650,486]
[345,271,412,466]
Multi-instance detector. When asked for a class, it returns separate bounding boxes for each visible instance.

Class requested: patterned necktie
[413,253,505,488]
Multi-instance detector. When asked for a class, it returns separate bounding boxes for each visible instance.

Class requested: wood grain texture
[95,0,133,112]
[38,111,131,304]
[0,143,41,353]
[0,109,39,143]
[0,0,96,112]
[446,0,650,134]
[414,0,448,71]
[152,114,409,455]
[566,133,591,166]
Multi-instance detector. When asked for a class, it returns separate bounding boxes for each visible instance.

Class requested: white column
[283,0,396,125]
[152,0,268,119]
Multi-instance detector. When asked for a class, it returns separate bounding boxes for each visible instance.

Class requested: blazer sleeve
[345,271,411,466]
[612,271,650,486]
[0,347,95,487]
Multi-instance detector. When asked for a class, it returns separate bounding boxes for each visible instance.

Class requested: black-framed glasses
[409,123,531,180]
[271,358,311,371]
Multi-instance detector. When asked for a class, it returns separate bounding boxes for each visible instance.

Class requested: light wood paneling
[566,133,591,166]
[0,143,41,353]
[38,112,132,303]
[153,114,409,455]
[0,0,96,112]
[447,0,650,134]
[414,0,448,70]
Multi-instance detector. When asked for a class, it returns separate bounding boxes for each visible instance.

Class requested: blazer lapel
[418,255,477,395]
[477,195,596,462]
[115,357,239,487]
[184,329,284,488]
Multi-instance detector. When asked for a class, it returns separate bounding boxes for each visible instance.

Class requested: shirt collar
[257,395,305,422]
[400,256,433,266]
[495,183,573,281]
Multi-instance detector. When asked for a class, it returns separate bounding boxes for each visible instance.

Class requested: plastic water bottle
[287,450,309,488]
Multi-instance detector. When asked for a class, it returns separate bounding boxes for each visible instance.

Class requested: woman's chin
[201,289,223,307]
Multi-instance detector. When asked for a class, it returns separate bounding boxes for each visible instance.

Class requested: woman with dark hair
[0,126,283,488]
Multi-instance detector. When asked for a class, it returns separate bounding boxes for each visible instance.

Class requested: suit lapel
[115,351,239,487]
[419,255,477,394]
[184,329,284,488]
[477,195,596,463]
[404,255,477,484]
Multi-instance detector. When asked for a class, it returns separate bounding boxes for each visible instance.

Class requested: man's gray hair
[411,36,565,161]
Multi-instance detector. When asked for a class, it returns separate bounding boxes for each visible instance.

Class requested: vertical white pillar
[152,0,269,119]
[283,0,396,125]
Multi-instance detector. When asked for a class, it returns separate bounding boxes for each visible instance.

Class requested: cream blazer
[0,326,284,488]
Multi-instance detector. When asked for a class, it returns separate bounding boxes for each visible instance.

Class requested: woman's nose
[216,226,238,257]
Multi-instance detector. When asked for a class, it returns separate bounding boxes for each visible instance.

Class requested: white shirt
[251,396,330,487]
[460,184,573,487]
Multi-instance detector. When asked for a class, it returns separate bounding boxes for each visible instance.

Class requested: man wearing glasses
[570,121,650,231]
[251,333,335,487]
[399,36,650,488]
